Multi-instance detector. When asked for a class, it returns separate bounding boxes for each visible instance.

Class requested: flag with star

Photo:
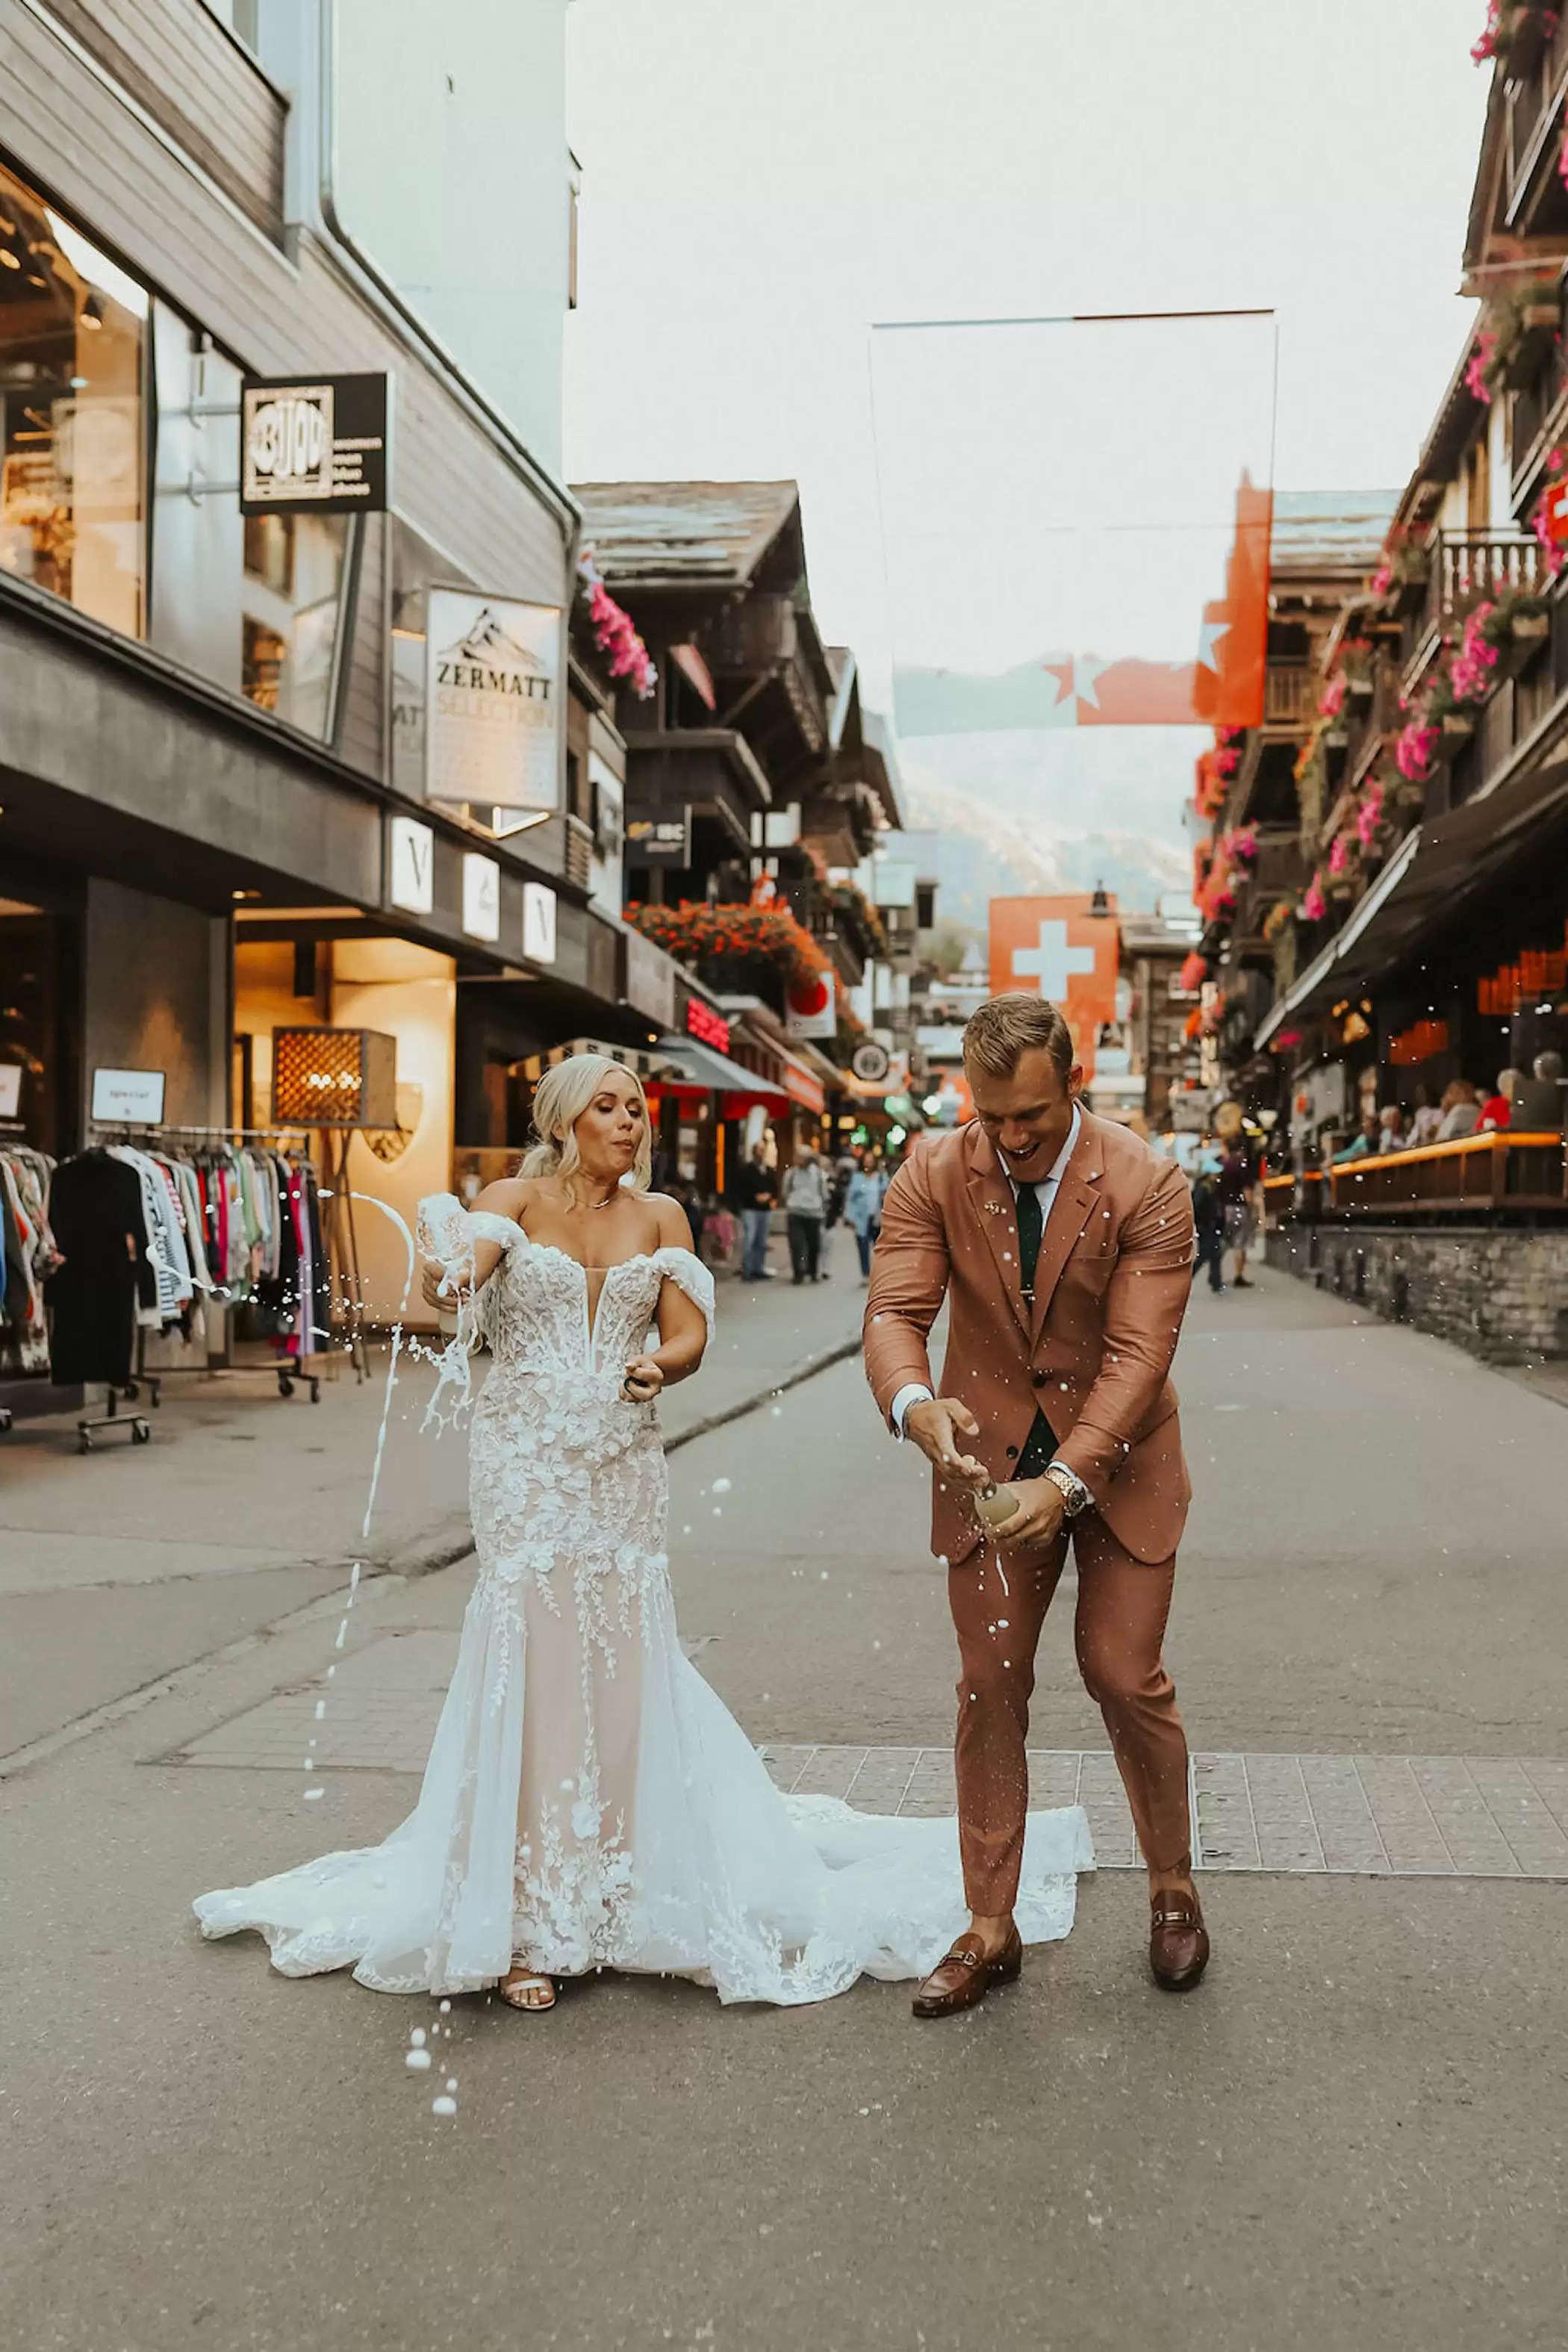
[894,474,1271,735]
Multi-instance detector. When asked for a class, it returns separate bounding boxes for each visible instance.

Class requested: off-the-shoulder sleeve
[415,1195,523,1433]
[417,1192,523,1280]
[653,1246,715,1339]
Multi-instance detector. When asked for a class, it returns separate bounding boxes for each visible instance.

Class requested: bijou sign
[426,587,562,814]
[240,373,390,514]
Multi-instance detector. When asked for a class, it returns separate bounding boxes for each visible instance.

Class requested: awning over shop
[777,1048,826,1115]
[1257,755,1568,1048]
[651,1033,789,1108]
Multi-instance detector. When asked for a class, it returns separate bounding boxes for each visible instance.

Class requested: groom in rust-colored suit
[864,993,1207,2017]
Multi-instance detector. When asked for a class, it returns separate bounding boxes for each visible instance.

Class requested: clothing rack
[71,1123,334,1443]
[88,1121,369,1384]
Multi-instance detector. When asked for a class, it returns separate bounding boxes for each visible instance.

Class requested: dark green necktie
[1015,1179,1043,1304]
[1012,1178,1056,1474]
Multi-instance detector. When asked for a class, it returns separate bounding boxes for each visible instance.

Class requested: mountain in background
[897,732,1192,937]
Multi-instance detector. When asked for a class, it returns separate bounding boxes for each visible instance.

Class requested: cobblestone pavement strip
[158,1636,1568,1876]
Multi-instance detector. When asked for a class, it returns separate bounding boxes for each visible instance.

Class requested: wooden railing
[1263,663,1312,729]
[1406,532,1546,690]
[1328,1130,1567,1214]
[1263,1169,1322,1221]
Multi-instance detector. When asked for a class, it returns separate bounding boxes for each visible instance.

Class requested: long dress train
[192,1199,1093,2003]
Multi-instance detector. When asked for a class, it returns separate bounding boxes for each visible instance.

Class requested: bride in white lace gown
[193,1056,1092,2006]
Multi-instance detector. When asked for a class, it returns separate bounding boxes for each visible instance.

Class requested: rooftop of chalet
[1271,490,1401,581]
[572,482,804,588]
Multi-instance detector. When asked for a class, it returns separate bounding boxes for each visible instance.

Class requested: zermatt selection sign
[425,587,562,811]
[240,373,390,514]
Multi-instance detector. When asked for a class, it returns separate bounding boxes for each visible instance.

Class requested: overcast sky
[564,0,1489,861]
[566,0,1487,683]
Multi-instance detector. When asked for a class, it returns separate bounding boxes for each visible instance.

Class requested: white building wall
[331,0,572,475]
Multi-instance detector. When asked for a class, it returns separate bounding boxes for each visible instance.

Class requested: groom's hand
[991,1476,1067,1552]
[904,1398,989,1489]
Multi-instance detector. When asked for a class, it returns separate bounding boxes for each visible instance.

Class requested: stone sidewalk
[0,1218,865,1765]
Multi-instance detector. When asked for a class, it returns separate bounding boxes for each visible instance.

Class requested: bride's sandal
[497,1964,556,2012]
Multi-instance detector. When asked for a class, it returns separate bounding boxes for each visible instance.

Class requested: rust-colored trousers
[948,1516,1192,1914]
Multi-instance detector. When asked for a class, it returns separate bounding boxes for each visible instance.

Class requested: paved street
[4,1254,1567,2351]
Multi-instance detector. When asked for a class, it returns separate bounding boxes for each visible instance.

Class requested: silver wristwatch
[1043,1462,1092,1518]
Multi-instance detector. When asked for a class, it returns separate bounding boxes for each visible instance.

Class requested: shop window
[390,515,547,844]
[240,507,348,738]
[0,158,148,638]
[390,515,473,802]
[0,892,75,1157]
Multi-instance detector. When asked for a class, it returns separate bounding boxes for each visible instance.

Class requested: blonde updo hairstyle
[517,1053,653,1199]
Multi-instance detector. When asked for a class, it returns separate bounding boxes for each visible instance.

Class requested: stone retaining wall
[1266,1223,1568,1363]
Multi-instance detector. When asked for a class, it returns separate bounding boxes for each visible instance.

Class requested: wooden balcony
[1262,663,1312,729]
[1328,1130,1567,1216]
[1337,662,1404,791]
[700,594,797,676]
[1402,531,1547,694]
[1505,11,1568,231]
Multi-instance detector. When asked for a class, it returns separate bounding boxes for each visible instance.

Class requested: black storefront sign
[240,373,391,514]
[626,805,691,865]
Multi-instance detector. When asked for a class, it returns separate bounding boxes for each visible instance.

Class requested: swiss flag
[989,894,1120,1084]
[1544,477,1568,547]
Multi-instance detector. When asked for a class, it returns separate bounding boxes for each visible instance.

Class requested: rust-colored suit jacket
[863,1113,1195,1567]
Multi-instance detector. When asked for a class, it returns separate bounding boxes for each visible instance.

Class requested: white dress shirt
[889,1104,1083,1440]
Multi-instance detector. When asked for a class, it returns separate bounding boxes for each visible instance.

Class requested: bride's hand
[621,1354,665,1403]
[420,1260,471,1311]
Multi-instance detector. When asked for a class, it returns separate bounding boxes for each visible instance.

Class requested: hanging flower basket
[625,899,830,993]
[1340,638,1375,697]
[577,550,658,700]
[1377,535,1432,618]
[1472,1,1559,66]
[1496,296,1562,393]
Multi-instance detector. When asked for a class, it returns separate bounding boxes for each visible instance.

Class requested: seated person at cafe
[1511,1050,1568,1133]
[1378,1104,1407,1151]
[1332,1111,1383,1165]
[1408,1082,1444,1145]
[1435,1080,1481,1142]
[1478,1069,1522,1131]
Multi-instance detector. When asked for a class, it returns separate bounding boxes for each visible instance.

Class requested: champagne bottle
[975,1482,1019,1528]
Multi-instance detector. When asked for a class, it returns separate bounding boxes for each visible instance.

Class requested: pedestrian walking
[1213,1100,1263,1288]
[844,1148,888,1282]
[734,1141,777,1281]
[780,1147,828,1281]
[1189,1145,1225,1293]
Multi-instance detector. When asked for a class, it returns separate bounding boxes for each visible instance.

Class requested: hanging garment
[46,1151,154,1386]
[110,1148,193,1325]
[0,1151,59,1374]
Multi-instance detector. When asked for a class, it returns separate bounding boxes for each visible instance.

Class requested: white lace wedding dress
[193,1198,1093,2002]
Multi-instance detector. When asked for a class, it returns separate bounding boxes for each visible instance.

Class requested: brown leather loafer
[1149,1894,1210,1991]
[912,1927,1023,2019]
